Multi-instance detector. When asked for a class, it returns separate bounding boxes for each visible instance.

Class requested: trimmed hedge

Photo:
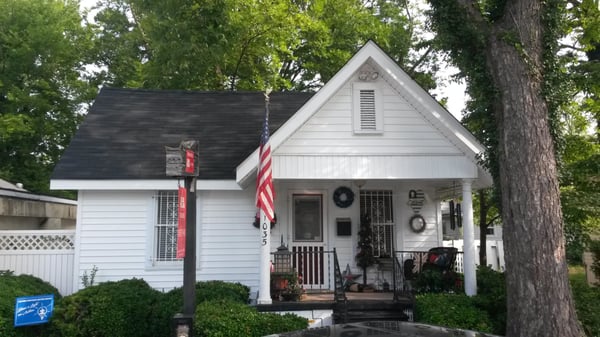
[0,272,61,337]
[195,300,308,337]
[48,278,168,337]
[164,280,250,313]
[41,278,303,337]
[415,293,495,333]
[414,266,506,335]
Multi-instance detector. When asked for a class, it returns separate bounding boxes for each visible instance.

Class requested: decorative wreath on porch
[333,186,354,208]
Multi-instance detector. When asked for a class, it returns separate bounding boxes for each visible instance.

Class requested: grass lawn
[569,266,600,337]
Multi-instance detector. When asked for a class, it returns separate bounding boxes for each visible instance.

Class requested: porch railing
[270,248,464,301]
[393,250,464,296]
[270,249,340,293]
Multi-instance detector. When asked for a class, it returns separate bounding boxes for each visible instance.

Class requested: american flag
[256,95,275,222]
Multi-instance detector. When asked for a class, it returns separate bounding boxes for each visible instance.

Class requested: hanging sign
[176,186,187,259]
[185,149,195,174]
[14,294,54,327]
[165,140,199,177]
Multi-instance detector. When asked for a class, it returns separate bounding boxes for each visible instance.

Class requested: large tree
[0,0,96,194]
[87,0,421,92]
[428,1,584,336]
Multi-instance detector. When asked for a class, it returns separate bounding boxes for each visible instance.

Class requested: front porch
[257,248,464,324]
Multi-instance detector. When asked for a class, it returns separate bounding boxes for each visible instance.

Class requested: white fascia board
[50,179,242,191]
[236,42,380,185]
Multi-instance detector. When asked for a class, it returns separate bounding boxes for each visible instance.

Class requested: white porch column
[462,179,477,296]
[257,210,272,304]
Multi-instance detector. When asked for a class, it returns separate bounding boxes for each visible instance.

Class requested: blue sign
[14,294,54,327]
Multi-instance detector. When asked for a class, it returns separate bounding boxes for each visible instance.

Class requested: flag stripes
[256,94,275,222]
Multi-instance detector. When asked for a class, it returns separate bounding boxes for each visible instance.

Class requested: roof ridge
[100,86,313,95]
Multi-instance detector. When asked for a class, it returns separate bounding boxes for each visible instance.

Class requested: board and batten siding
[76,189,263,293]
[273,80,475,181]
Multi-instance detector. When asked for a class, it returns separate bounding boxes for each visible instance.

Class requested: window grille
[360,190,394,257]
[155,191,179,262]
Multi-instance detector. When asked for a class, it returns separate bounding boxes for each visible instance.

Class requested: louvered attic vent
[359,89,377,130]
[353,82,382,133]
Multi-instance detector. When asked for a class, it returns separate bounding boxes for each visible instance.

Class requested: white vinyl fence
[0,230,75,295]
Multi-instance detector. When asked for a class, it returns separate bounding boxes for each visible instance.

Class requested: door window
[293,194,323,242]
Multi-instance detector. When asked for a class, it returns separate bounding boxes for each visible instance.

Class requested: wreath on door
[333,186,354,208]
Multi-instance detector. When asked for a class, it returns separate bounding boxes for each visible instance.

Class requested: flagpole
[257,89,273,305]
[257,209,272,304]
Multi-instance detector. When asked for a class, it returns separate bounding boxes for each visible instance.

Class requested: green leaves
[0,0,94,194]
[90,0,413,92]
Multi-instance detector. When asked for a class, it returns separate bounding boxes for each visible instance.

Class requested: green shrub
[48,278,168,337]
[414,293,494,333]
[570,267,600,337]
[194,300,307,337]
[164,280,250,314]
[0,272,61,337]
[474,266,506,335]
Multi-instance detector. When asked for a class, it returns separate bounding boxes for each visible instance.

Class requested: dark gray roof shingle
[52,87,313,180]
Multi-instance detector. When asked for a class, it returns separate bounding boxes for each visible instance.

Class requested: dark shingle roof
[52,87,313,180]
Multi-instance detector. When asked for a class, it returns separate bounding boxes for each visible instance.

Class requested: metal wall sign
[14,294,54,327]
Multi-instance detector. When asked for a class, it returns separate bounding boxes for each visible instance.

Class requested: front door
[360,190,395,257]
[290,193,328,290]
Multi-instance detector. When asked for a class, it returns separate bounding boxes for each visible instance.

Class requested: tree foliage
[87,0,418,92]
[3,0,438,194]
[0,0,96,194]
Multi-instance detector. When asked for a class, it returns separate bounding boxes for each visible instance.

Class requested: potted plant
[280,272,304,301]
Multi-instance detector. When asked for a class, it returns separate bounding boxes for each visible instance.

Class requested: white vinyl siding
[75,188,264,293]
[353,83,383,133]
[273,79,478,181]
[276,82,462,156]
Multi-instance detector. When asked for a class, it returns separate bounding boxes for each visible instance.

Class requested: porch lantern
[273,240,292,274]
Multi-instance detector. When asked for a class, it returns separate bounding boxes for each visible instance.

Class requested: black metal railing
[270,248,464,301]
[332,248,347,302]
[393,249,464,295]
[270,248,340,293]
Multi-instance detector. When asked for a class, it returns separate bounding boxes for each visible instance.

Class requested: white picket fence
[0,230,76,295]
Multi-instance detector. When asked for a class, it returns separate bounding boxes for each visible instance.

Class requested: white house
[51,41,492,299]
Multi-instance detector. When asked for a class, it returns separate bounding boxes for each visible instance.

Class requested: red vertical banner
[185,149,195,174]
[176,186,187,259]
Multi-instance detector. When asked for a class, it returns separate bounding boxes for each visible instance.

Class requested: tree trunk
[478,190,488,267]
[485,1,584,336]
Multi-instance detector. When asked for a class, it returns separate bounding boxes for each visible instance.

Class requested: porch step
[333,300,412,324]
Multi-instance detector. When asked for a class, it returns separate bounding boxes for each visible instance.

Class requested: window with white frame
[353,82,383,133]
[154,191,180,262]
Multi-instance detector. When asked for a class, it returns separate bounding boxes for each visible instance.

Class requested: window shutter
[359,89,377,130]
